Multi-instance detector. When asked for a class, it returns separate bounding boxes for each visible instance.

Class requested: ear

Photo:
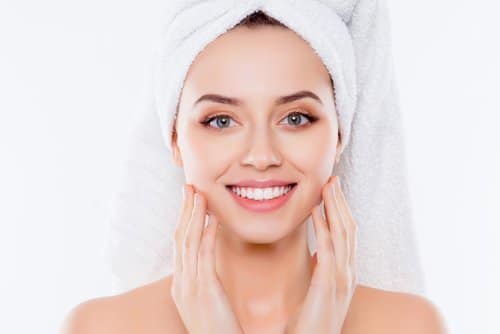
[171,129,183,168]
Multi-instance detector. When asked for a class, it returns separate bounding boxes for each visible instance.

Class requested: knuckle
[322,187,330,199]
[350,222,358,234]
[198,243,210,257]
[328,240,335,253]
[321,233,332,249]
[341,223,348,238]
[336,279,349,296]
[317,228,331,244]
[351,222,358,233]
[194,193,205,209]
[319,230,329,243]
[336,271,348,289]
[183,237,192,251]
[325,278,336,293]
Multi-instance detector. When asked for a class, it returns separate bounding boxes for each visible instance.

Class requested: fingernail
[208,213,216,225]
[182,185,186,200]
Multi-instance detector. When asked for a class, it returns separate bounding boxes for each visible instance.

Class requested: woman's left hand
[285,175,358,334]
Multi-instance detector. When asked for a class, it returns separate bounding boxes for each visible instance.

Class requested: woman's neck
[214,219,313,326]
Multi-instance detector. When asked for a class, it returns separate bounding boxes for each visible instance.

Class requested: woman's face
[172,25,342,243]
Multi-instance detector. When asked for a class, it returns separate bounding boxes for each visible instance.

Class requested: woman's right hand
[171,184,244,334]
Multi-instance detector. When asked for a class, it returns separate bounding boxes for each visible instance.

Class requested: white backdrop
[1,1,498,333]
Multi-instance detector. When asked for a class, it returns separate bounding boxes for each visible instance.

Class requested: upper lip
[227,179,297,188]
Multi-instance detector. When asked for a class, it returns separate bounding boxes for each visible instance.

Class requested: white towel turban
[107,0,426,297]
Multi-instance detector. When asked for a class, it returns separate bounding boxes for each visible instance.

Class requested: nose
[240,126,282,170]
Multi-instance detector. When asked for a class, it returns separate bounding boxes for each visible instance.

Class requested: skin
[168,175,355,334]
[170,25,343,331]
[59,25,449,334]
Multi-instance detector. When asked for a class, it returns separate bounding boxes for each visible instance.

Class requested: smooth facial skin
[171,25,343,329]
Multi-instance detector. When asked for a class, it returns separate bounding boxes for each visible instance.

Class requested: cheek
[180,127,235,185]
[287,127,337,177]
[184,129,236,164]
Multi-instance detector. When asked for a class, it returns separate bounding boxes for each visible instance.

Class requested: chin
[209,184,310,244]
[220,216,303,245]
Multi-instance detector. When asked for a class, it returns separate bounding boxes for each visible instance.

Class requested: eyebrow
[192,90,323,108]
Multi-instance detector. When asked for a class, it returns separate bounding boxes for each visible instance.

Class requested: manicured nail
[207,213,216,226]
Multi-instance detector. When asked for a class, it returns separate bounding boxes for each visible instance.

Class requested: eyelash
[200,110,318,130]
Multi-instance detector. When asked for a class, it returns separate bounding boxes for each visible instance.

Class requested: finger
[334,177,358,277]
[311,204,335,287]
[350,221,358,284]
[323,176,348,269]
[198,213,219,285]
[183,192,207,282]
[174,184,194,276]
[310,252,318,272]
[334,177,354,268]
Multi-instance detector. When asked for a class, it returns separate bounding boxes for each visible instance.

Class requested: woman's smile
[225,183,298,213]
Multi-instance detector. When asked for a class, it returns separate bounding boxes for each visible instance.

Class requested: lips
[226,179,297,188]
[226,182,298,212]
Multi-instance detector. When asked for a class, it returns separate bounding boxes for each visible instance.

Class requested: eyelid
[200,109,317,130]
[200,112,239,130]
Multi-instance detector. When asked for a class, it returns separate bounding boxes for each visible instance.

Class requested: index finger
[173,184,194,276]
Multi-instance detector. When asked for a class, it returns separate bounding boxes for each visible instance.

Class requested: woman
[61,9,447,334]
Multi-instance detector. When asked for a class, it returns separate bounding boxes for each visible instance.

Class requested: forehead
[181,26,332,101]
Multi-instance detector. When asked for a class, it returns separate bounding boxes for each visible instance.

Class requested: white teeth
[230,185,293,200]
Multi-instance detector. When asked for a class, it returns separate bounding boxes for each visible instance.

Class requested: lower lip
[226,184,297,213]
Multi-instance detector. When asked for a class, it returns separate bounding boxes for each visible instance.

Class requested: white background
[1,0,498,333]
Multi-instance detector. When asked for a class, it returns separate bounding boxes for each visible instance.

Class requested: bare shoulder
[59,274,185,334]
[344,285,449,334]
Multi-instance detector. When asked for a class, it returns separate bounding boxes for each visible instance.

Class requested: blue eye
[200,111,318,130]
[280,111,317,127]
[201,114,236,129]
